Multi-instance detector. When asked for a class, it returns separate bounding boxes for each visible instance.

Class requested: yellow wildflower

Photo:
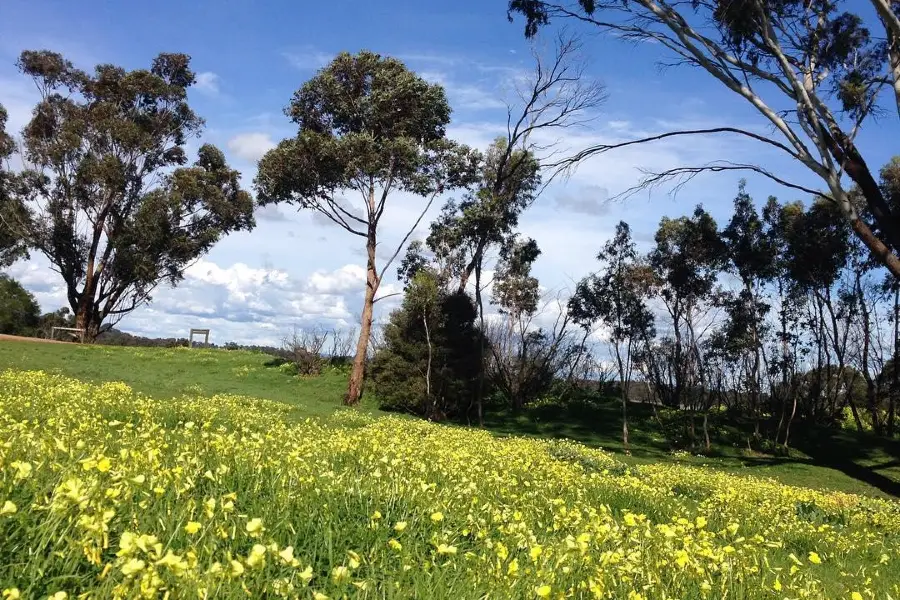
[184,521,202,535]
[245,517,264,537]
[437,544,457,555]
[121,558,145,576]
[332,565,350,583]
[229,560,244,577]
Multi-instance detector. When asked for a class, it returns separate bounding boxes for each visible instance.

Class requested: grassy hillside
[1,338,899,499]
[0,338,364,417]
[1,370,898,599]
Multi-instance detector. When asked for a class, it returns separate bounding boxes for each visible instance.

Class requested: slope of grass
[485,398,900,499]
[1,338,899,499]
[0,338,366,417]
[1,370,898,599]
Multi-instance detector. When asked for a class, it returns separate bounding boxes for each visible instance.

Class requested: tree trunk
[702,411,710,452]
[474,258,485,427]
[423,310,433,419]
[847,216,900,280]
[345,233,378,406]
[784,391,798,449]
[74,274,100,343]
[891,287,900,437]
[847,396,864,432]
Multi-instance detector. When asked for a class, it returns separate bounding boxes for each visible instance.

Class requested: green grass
[0,338,382,417]
[2,338,899,499]
[484,396,900,499]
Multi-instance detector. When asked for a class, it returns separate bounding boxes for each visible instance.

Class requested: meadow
[2,339,899,499]
[1,341,900,598]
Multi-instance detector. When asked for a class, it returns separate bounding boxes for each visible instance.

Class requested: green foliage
[0,274,40,336]
[10,51,255,340]
[492,236,541,318]
[256,51,480,215]
[426,138,541,290]
[0,105,28,269]
[371,273,484,419]
[569,221,655,345]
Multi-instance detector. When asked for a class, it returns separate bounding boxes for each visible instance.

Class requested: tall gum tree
[0,104,28,268]
[508,0,900,279]
[255,51,480,406]
[10,51,255,340]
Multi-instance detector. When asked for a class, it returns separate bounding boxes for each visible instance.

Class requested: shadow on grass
[480,397,900,498]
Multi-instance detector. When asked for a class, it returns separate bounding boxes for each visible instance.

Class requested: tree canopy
[8,50,255,340]
[0,104,28,269]
[508,0,900,279]
[0,274,40,336]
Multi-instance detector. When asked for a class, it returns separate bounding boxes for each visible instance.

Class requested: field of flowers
[1,370,899,599]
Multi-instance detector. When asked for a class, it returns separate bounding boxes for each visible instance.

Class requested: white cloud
[554,185,611,216]
[283,48,332,71]
[256,204,291,222]
[306,264,365,295]
[227,132,275,163]
[194,72,221,95]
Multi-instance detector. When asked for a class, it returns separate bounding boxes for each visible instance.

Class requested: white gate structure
[189,328,210,348]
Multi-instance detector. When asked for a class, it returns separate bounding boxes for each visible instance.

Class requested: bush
[0,274,40,336]
[371,278,485,420]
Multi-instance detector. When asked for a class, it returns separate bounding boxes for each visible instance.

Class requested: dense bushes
[0,274,39,336]
[371,273,484,420]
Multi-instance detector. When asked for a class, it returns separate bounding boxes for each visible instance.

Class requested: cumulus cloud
[227,132,275,163]
[554,185,611,216]
[256,204,291,222]
[116,259,387,343]
[306,264,365,295]
[194,72,221,95]
[283,48,332,71]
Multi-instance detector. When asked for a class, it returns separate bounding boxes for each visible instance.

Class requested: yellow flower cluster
[1,370,898,599]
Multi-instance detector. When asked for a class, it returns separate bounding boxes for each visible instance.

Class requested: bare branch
[617,161,825,200]
[555,126,804,169]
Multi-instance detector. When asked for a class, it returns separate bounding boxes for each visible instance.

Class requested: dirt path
[0,334,76,344]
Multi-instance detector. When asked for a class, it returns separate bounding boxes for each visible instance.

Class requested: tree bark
[345,231,378,406]
[474,258,485,426]
[74,273,100,342]
[847,217,900,280]
[423,309,433,419]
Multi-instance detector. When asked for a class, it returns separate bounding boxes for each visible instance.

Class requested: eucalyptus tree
[721,183,777,432]
[424,33,604,421]
[646,206,725,440]
[10,51,255,340]
[780,199,855,422]
[0,104,28,268]
[569,221,655,447]
[508,0,900,279]
[256,51,480,405]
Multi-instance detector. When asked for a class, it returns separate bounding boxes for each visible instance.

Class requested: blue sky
[2,0,897,344]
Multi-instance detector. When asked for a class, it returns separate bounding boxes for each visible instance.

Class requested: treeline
[369,174,900,450]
